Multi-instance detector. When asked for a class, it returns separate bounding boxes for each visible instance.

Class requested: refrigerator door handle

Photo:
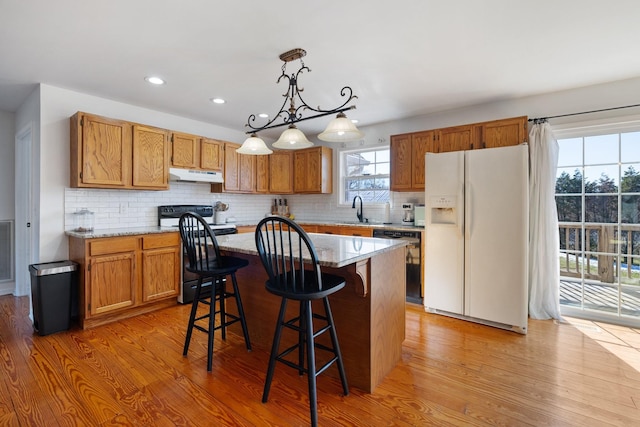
[458,182,465,237]
[465,181,471,239]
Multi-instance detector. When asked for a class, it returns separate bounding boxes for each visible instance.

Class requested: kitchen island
[215,232,407,393]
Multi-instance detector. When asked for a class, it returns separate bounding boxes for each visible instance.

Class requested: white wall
[0,110,15,220]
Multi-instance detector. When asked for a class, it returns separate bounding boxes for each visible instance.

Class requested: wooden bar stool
[255,216,349,427]
[178,212,251,371]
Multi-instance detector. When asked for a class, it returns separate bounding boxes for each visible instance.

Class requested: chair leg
[230,273,251,350]
[183,276,203,357]
[298,302,305,375]
[305,299,318,427]
[324,297,349,396]
[218,277,226,340]
[262,297,288,403]
[207,281,217,372]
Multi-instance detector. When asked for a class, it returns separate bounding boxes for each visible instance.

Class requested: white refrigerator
[424,144,528,334]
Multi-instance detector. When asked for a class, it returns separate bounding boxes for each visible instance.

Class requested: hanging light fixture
[236,133,273,155]
[240,48,363,154]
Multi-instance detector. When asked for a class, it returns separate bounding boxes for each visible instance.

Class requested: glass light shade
[272,125,314,149]
[318,112,364,142]
[236,134,273,155]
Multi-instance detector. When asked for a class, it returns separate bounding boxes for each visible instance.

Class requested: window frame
[338,146,391,206]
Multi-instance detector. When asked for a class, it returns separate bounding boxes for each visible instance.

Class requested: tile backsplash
[64,183,424,230]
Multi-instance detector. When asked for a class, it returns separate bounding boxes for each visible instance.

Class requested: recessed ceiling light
[210,98,226,104]
[351,119,359,124]
[258,113,269,118]
[145,76,165,85]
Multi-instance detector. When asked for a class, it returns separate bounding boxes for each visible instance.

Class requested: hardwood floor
[1,295,639,426]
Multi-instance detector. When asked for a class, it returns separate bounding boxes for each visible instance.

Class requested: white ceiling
[2,0,640,139]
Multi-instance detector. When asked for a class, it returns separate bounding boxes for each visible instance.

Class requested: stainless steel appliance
[158,205,237,303]
[401,203,414,225]
[372,229,422,304]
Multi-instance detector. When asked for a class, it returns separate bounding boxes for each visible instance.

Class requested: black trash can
[29,261,78,336]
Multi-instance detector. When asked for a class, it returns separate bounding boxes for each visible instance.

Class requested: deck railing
[559,222,640,283]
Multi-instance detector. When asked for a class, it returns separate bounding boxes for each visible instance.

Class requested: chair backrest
[179,212,222,273]
[255,216,323,292]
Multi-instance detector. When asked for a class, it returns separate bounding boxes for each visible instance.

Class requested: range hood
[169,168,224,183]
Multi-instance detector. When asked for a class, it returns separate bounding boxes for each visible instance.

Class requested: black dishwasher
[372,229,422,304]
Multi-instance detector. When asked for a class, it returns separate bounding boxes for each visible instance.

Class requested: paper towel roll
[384,202,391,223]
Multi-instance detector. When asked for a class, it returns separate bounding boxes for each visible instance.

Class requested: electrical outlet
[119,203,127,214]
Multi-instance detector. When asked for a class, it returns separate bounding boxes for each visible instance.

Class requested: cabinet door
[438,125,475,152]
[410,131,435,190]
[132,125,169,189]
[171,132,199,168]
[294,147,332,193]
[141,246,179,302]
[222,142,240,191]
[481,116,528,149]
[74,113,132,188]
[89,252,136,315]
[239,153,256,192]
[256,155,270,193]
[390,134,413,191]
[200,138,224,171]
[269,151,293,193]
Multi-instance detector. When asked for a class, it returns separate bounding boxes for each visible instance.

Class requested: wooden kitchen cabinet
[212,142,257,193]
[315,224,373,237]
[478,116,528,149]
[390,130,436,191]
[269,150,294,194]
[256,155,270,193]
[170,132,199,168]
[294,146,333,194]
[69,232,180,329]
[70,112,169,190]
[70,112,132,188]
[141,234,180,302]
[390,116,527,191]
[132,125,169,189]
[200,138,224,171]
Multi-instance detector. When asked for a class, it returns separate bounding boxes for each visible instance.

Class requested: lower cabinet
[314,225,373,237]
[69,232,180,329]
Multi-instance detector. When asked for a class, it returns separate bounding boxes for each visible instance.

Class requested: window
[556,124,640,323]
[340,148,390,204]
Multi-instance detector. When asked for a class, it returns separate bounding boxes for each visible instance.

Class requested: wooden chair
[178,212,251,371]
[255,216,349,427]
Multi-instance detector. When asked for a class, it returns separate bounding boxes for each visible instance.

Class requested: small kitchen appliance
[158,205,237,303]
[401,203,414,225]
[414,205,426,226]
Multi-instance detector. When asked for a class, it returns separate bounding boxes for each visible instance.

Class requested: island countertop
[216,232,407,268]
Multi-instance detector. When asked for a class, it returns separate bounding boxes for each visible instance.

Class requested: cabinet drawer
[143,233,180,249]
[90,237,138,256]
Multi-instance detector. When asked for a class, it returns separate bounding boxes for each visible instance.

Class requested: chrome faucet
[352,195,364,223]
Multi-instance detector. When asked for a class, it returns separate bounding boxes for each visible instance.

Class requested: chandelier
[237,48,364,155]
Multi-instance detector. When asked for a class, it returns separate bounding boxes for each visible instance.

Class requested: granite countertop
[216,232,408,268]
[233,219,425,232]
[65,226,178,239]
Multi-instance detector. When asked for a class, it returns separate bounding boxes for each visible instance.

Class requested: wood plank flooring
[1,295,639,426]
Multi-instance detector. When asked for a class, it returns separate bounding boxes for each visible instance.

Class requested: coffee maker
[401,203,414,225]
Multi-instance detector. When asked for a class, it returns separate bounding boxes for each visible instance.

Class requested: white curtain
[528,121,562,319]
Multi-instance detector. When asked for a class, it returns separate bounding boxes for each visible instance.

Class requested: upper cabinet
[390,116,527,192]
[269,150,294,194]
[132,125,169,189]
[70,112,169,190]
[170,132,199,168]
[171,133,224,172]
[211,142,256,193]
[390,130,435,191]
[200,138,224,171]
[294,146,333,194]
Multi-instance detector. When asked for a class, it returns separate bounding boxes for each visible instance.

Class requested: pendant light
[236,133,273,155]
[318,112,364,142]
[242,48,362,153]
[272,125,313,150]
